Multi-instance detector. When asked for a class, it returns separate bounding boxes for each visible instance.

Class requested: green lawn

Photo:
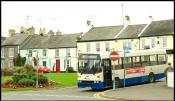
[43,73,77,87]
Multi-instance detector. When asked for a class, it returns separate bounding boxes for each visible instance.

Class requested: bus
[77,49,168,90]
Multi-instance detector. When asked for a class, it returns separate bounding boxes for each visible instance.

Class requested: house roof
[21,33,81,49]
[117,24,146,39]
[2,34,30,46]
[140,19,174,37]
[80,25,124,41]
[1,36,6,43]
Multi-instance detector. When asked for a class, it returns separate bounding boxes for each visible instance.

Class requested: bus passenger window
[141,55,150,66]
[158,54,167,64]
[124,57,132,68]
[133,56,141,67]
[116,58,123,69]
[150,55,158,65]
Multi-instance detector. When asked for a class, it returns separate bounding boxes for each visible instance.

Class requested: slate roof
[117,24,146,39]
[2,34,30,46]
[140,19,174,37]
[1,36,6,43]
[80,25,124,41]
[21,33,81,49]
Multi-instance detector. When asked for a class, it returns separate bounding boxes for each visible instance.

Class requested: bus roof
[79,49,167,59]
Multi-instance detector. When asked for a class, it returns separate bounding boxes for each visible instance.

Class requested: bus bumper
[77,82,105,89]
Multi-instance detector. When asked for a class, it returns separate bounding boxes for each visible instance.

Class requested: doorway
[102,59,112,87]
[56,59,60,73]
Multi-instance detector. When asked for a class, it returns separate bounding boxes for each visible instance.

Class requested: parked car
[37,66,51,73]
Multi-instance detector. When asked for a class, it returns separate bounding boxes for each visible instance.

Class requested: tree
[13,54,26,66]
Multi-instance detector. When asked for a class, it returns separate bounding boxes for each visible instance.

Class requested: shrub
[66,67,74,73]
[18,78,35,86]
[12,67,26,74]
[4,78,14,85]
[1,67,14,76]
[12,73,28,83]
[24,64,36,73]
[31,75,48,84]
[13,54,26,66]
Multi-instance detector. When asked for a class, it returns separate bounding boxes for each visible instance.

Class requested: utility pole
[121,4,124,25]
[24,14,31,28]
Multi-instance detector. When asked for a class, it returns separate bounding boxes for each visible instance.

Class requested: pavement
[99,78,174,100]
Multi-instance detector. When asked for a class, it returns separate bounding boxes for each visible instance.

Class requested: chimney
[124,15,130,28]
[39,28,46,35]
[56,30,62,35]
[27,26,35,35]
[48,30,55,36]
[9,29,16,37]
[148,16,153,24]
[83,20,93,33]
[20,26,27,33]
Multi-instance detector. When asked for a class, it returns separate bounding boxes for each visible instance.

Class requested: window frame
[55,49,59,57]
[43,49,47,57]
[96,43,100,52]
[162,36,167,48]
[86,43,90,52]
[9,48,14,57]
[105,42,110,52]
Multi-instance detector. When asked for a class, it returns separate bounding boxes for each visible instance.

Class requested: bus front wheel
[149,73,155,83]
[115,78,120,88]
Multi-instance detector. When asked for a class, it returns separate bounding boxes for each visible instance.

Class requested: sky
[1,1,174,37]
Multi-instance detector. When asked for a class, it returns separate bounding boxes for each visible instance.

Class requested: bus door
[102,59,112,87]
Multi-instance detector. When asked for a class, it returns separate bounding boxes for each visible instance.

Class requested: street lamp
[33,50,39,88]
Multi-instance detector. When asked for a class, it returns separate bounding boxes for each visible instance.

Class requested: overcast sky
[1,1,174,37]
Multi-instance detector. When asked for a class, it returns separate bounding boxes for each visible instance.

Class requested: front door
[56,59,60,73]
[102,59,112,87]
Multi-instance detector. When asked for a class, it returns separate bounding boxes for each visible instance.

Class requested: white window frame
[96,43,100,52]
[9,48,14,57]
[64,59,71,69]
[86,43,90,52]
[123,41,132,50]
[28,50,32,57]
[66,48,70,56]
[43,49,47,57]
[141,39,145,49]
[162,36,167,48]
[43,61,47,67]
[151,38,156,48]
[9,60,14,67]
[1,48,4,58]
[55,49,59,57]
[105,42,110,52]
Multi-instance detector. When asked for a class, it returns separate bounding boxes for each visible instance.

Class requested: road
[2,87,113,100]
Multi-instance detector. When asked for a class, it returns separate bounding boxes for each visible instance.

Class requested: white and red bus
[77,49,168,89]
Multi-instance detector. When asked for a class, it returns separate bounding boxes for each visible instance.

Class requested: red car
[37,66,51,73]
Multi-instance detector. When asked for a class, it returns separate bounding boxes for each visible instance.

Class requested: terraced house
[20,33,81,72]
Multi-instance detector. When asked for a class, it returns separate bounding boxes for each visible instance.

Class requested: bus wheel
[149,73,155,83]
[115,78,120,88]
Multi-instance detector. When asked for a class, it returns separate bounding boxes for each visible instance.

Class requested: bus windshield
[78,54,102,74]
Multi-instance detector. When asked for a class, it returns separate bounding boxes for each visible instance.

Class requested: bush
[18,78,35,86]
[1,67,14,76]
[12,73,28,83]
[4,78,14,85]
[31,75,48,84]
[66,67,74,73]
[12,67,26,74]
[24,64,36,73]
[13,54,26,66]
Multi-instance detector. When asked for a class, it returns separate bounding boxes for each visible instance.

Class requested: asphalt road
[2,87,113,100]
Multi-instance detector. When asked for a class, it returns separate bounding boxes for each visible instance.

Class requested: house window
[86,43,90,52]
[1,48,4,57]
[55,49,59,57]
[162,37,167,48]
[28,50,32,57]
[64,59,71,69]
[9,48,14,57]
[123,41,132,50]
[9,61,14,67]
[43,49,47,56]
[1,61,4,68]
[141,39,145,49]
[151,38,155,48]
[105,42,110,51]
[96,43,100,52]
[43,61,47,67]
[66,48,70,56]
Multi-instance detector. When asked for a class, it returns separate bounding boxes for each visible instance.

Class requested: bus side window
[150,55,158,65]
[141,55,150,66]
[158,54,167,64]
[133,56,142,67]
[124,57,132,68]
[116,58,123,69]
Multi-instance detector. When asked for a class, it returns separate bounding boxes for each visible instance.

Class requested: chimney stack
[56,30,62,35]
[124,15,130,28]
[148,16,153,24]
[27,26,35,35]
[39,28,46,35]
[48,30,55,36]
[9,29,16,37]
[20,26,27,33]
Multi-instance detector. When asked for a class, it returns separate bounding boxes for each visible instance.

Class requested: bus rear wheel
[115,78,120,88]
[149,73,155,83]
